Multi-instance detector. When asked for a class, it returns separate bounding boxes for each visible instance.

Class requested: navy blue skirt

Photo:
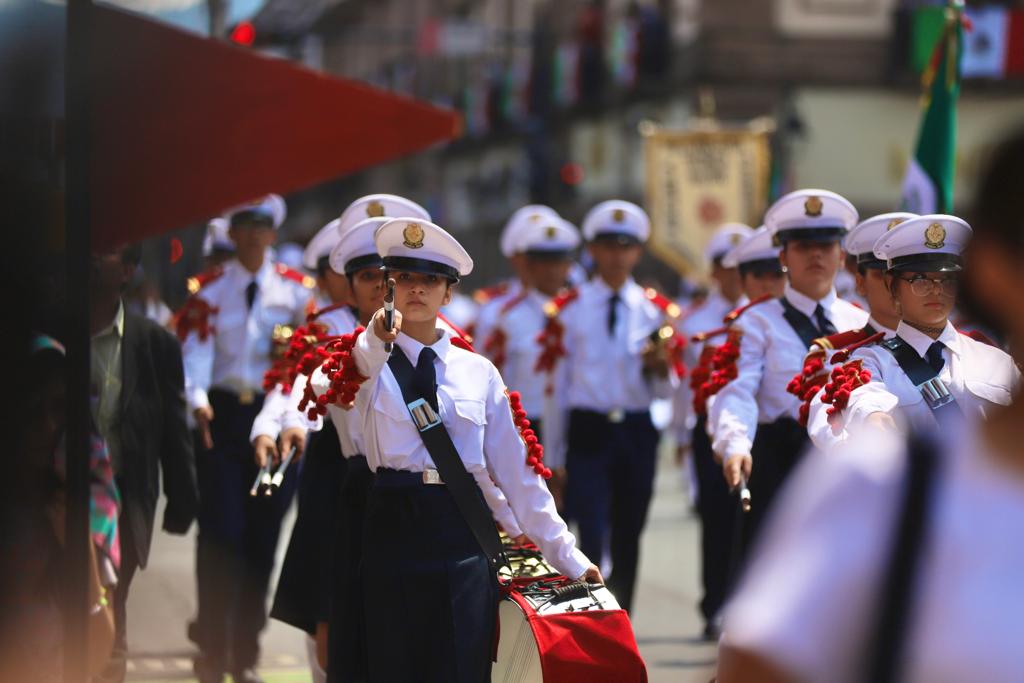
[361,471,499,683]
[270,420,346,635]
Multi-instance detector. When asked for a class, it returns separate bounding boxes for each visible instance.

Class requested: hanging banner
[643,126,771,278]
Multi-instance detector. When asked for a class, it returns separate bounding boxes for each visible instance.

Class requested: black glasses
[897,275,959,297]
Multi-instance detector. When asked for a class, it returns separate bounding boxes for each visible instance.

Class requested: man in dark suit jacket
[91,243,199,682]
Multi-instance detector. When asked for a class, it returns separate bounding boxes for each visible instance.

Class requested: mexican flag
[901,2,964,215]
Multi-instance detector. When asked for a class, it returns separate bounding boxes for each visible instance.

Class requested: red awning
[90,4,461,250]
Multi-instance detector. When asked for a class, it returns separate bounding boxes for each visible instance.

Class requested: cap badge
[804,196,823,217]
[366,200,384,218]
[529,213,543,223]
[924,223,946,250]
[730,233,743,246]
[402,222,425,249]
[545,226,558,239]
[887,217,905,231]
[612,208,626,222]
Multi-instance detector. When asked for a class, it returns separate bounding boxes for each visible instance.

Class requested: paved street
[125,442,717,682]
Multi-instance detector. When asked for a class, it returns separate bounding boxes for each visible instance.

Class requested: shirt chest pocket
[447,397,487,467]
[964,379,1013,407]
[374,389,424,458]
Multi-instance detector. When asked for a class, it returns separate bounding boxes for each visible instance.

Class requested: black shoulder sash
[778,297,822,348]
[879,337,963,418]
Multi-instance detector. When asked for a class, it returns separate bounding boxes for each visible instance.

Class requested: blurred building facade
[157,0,1024,294]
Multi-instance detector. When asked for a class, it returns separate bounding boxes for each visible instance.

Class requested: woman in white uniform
[716,127,1024,682]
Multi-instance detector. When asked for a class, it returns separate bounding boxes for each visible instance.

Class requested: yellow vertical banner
[644,127,771,278]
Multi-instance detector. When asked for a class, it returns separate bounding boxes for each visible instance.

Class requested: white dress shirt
[472,280,523,348]
[805,316,897,451]
[723,419,1024,683]
[841,320,1018,435]
[182,258,313,411]
[671,290,746,446]
[352,325,586,578]
[561,277,679,413]
[488,289,569,469]
[710,283,868,459]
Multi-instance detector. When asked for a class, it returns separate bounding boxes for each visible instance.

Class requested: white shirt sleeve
[249,385,287,443]
[806,385,845,452]
[710,321,766,460]
[181,297,215,412]
[842,351,901,431]
[721,433,906,683]
[482,365,590,580]
[279,373,323,432]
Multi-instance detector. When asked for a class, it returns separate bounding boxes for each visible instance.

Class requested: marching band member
[334,218,597,682]
[671,222,752,638]
[178,194,314,683]
[717,129,1024,683]
[710,189,868,557]
[480,215,582,507]
[542,199,680,614]
[824,215,1018,438]
[796,213,910,451]
[472,204,560,344]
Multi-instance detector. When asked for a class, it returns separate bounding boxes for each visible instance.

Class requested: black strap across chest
[879,337,963,418]
[387,347,508,573]
[864,433,940,683]
[778,297,824,348]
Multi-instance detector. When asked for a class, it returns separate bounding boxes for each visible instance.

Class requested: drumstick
[383,277,396,353]
[738,475,752,513]
[250,460,271,497]
[269,445,298,492]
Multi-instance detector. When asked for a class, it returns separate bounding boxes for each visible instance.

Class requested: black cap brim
[739,258,784,276]
[855,253,887,270]
[383,255,460,282]
[525,249,573,261]
[887,253,963,273]
[230,209,275,228]
[591,232,641,246]
[775,227,846,245]
[343,253,383,275]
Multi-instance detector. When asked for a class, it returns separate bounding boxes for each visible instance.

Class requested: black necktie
[926,341,946,374]
[607,292,620,336]
[245,280,258,310]
[813,304,837,336]
[416,347,438,411]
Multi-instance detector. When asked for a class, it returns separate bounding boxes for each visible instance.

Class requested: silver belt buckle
[407,398,442,432]
[422,469,443,485]
[238,389,255,405]
[919,378,955,409]
[607,409,625,424]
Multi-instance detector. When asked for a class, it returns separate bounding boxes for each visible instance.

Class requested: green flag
[901,3,963,214]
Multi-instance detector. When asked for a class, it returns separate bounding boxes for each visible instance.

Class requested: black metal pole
[64,0,92,681]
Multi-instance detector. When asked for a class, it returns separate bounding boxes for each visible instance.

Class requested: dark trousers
[692,416,737,626]
[271,421,347,635]
[361,471,499,683]
[94,504,139,683]
[327,455,373,683]
[739,418,810,570]
[193,390,297,672]
[565,409,659,614]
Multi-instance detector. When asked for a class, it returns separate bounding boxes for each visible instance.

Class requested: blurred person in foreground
[90,243,199,682]
[717,128,1024,683]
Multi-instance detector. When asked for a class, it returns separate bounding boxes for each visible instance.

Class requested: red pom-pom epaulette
[472,281,510,305]
[173,297,217,342]
[307,301,350,324]
[644,288,682,319]
[533,288,579,395]
[438,311,474,345]
[450,336,476,353]
[261,319,335,394]
[699,328,744,402]
[506,390,552,480]
[690,344,718,415]
[786,327,882,426]
[820,359,873,433]
[827,331,886,366]
[185,266,224,296]
[275,263,315,289]
[297,327,368,420]
[481,292,527,370]
[722,293,773,324]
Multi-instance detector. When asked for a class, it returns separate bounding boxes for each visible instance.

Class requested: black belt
[571,408,648,424]
[208,387,264,406]
[375,468,445,487]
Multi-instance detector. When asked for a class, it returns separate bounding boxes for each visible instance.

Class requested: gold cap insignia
[612,208,626,222]
[366,200,384,218]
[529,213,543,223]
[924,222,946,250]
[804,196,823,217]
[545,226,558,239]
[887,217,906,231]
[402,222,425,249]
[730,233,743,246]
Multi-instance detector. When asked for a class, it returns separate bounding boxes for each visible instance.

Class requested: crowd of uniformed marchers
[165,126,1024,683]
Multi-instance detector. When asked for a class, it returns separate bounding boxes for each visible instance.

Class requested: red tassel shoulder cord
[505,390,552,480]
[534,289,579,394]
[297,327,368,420]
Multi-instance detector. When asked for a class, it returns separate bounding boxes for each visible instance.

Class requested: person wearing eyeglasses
[832,214,1018,436]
